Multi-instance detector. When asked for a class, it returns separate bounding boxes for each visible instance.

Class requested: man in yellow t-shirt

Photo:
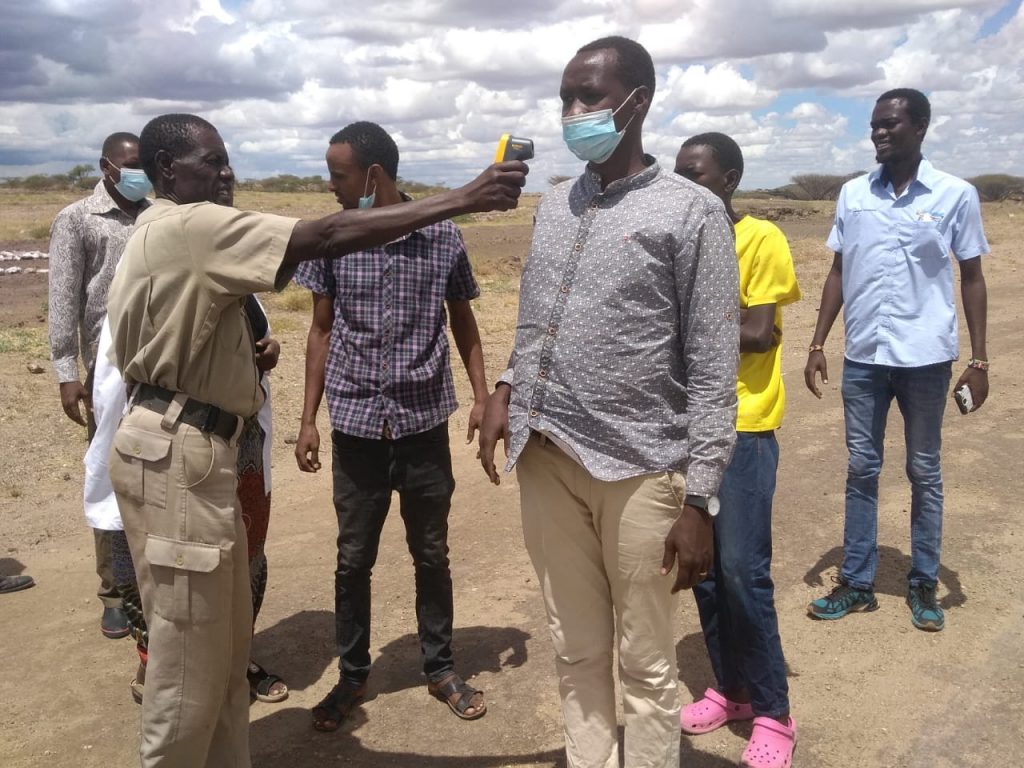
[675,132,801,768]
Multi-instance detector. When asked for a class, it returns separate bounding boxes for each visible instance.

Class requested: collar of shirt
[868,156,939,198]
[580,154,660,198]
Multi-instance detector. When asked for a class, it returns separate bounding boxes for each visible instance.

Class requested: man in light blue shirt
[804,88,989,632]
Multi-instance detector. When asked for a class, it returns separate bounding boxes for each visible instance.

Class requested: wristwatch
[685,494,720,517]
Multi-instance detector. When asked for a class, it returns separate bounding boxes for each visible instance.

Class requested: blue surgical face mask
[561,87,641,164]
[358,167,377,209]
[105,160,152,202]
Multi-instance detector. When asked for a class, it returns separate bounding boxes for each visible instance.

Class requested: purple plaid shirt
[294,218,479,439]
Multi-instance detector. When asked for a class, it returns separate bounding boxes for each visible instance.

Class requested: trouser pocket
[145,534,225,624]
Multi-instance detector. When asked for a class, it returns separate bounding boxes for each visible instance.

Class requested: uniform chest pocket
[110,426,173,509]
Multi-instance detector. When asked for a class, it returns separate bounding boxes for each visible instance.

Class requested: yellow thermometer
[495,134,534,162]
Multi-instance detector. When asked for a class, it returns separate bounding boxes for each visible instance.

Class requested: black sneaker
[808,579,878,620]
[906,583,944,632]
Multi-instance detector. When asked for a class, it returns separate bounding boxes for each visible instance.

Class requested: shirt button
[548,326,556,335]
[539,369,547,378]
[561,285,569,293]
[529,409,538,417]
[573,243,582,251]
[175,554,184,566]
[132,444,141,455]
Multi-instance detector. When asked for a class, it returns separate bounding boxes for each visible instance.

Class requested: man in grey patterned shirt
[479,37,739,768]
[48,131,150,639]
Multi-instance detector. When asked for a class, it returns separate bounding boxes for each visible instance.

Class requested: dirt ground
[1,197,1023,768]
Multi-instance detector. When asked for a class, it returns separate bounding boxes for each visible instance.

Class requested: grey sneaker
[808,579,878,620]
[907,583,944,631]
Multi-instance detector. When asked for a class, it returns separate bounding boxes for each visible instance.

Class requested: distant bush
[967,174,1024,202]
[2,164,99,191]
[787,172,866,201]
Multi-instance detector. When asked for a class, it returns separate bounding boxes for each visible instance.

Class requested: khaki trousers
[109,402,251,768]
[517,435,686,768]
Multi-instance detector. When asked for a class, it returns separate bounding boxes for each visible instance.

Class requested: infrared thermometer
[495,134,534,162]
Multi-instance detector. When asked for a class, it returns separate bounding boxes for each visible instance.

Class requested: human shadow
[251,701,565,767]
[370,624,532,696]
[804,545,966,608]
[252,608,336,692]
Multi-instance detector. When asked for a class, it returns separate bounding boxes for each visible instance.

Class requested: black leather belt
[134,384,240,441]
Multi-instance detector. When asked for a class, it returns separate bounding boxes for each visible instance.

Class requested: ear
[634,85,652,117]
[154,149,175,186]
[724,169,741,195]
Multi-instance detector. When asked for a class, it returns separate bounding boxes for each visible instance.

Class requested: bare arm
[295,292,333,472]
[447,299,489,443]
[740,304,778,353]
[278,161,528,280]
[955,256,988,410]
[804,252,844,398]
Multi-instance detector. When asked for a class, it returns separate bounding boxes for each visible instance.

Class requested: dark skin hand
[661,505,714,592]
[255,337,280,372]
[478,384,511,485]
[59,380,91,426]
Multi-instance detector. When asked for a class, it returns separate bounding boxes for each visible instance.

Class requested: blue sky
[0,0,1021,191]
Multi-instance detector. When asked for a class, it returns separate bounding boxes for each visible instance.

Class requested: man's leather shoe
[101,606,131,639]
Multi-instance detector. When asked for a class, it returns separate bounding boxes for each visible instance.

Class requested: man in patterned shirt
[48,131,151,639]
[479,37,739,768]
[294,121,490,730]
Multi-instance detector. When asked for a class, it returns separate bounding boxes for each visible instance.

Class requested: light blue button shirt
[827,158,989,367]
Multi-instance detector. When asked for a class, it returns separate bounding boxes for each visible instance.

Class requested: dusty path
[1,201,1022,767]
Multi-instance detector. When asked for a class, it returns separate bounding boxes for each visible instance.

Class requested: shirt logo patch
[915,210,945,223]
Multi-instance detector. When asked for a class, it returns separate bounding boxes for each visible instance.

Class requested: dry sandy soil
[1,193,1023,768]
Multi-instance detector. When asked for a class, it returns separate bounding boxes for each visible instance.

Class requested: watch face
[708,496,721,516]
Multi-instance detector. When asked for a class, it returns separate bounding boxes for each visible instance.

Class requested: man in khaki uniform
[105,113,526,768]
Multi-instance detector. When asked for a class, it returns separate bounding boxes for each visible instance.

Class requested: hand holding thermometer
[495,134,534,162]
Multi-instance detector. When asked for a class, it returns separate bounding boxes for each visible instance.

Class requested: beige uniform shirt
[106,199,298,418]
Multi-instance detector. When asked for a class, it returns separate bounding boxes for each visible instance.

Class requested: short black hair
[682,132,744,181]
[329,121,399,180]
[577,36,656,98]
[139,114,216,184]
[101,132,139,158]
[877,88,931,126]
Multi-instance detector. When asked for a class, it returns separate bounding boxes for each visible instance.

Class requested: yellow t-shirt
[735,215,801,432]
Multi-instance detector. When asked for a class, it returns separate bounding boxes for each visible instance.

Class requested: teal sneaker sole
[807,596,879,620]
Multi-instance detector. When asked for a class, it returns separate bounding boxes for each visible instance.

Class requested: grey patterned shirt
[48,180,145,382]
[502,159,739,495]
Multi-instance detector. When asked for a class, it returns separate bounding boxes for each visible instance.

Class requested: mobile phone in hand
[954,384,973,415]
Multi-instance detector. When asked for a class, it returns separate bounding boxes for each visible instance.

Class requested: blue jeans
[331,422,456,684]
[840,359,952,590]
[693,431,789,718]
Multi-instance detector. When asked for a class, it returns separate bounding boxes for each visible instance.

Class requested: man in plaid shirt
[294,121,490,730]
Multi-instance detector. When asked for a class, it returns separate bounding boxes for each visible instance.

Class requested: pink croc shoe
[741,716,797,768]
[680,688,754,734]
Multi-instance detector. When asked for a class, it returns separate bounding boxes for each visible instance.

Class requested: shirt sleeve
[183,204,299,299]
[677,205,740,496]
[950,184,990,261]
[826,185,847,254]
[293,256,335,296]
[445,225,480,302]
[745,222,802,308]
[47,206,85,382]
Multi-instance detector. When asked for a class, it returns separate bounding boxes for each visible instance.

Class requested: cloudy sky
[1,0,1021,191]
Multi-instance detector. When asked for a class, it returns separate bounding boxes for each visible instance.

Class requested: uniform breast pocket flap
[145,534,223,624]
[111,426,173,508]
